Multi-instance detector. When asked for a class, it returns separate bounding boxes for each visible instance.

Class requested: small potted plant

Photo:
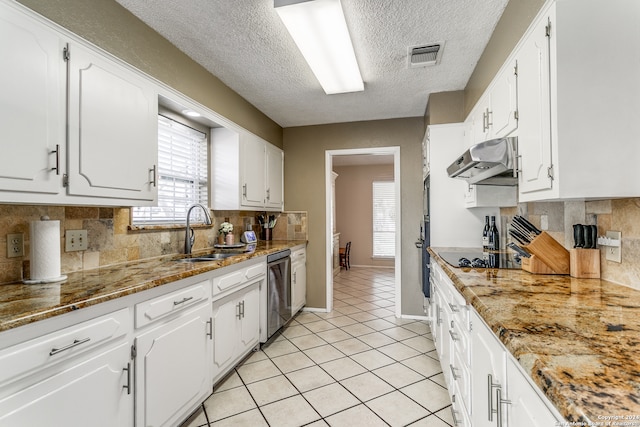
[218,221,234,245]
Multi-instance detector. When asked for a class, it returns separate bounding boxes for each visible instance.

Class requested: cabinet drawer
[0,308,129,385]
[213,262,265,296]
[291,248,306,264]
[136,281,209,328]
[451,350,471,414]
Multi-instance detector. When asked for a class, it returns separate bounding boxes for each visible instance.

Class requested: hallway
[182,267,453,427]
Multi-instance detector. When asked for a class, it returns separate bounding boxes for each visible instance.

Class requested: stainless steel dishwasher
[266,249,292,340]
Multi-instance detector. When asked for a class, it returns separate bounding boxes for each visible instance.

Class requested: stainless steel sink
[176,253,237,262]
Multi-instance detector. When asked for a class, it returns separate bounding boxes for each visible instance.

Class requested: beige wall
[334,164,395,268]
[17,0,283,147]
[284,118,425,315]
[425,91,465,126]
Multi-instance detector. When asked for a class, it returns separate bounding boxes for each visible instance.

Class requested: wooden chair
[339,241,351,270]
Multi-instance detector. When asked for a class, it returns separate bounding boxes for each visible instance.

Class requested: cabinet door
[67,43,158,203]
[470,310,507,427]
[135,303,211,427]
[0,3,65,196]
[291,261,307,315]
[265,144,284,210]
[489,59,518,138]
[0,342,132,427]
[212,294,239,379]
[240,135,266,207]
[516,14,553,194]
[506,358,559,427]
[239,285,260,353]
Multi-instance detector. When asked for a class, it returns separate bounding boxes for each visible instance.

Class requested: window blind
[372,181,395,258]
[133,116,208,224]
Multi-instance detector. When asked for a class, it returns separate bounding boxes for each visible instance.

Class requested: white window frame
[132,115,208,225]
[372,180,396,258]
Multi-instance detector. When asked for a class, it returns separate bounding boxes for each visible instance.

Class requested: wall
[283,117,424,315]
[16,0,283,147]
[334,164,395,268]
[0,207,306,285]
[501,199,640,290]
[425,91,465,126]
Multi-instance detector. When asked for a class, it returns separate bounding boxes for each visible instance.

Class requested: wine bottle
[488,216,500,268]
[482,216,490,260]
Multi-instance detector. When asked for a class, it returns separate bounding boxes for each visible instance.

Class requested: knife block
[521,255,564,275]
[570,248,600,278]
[523,232,570,274]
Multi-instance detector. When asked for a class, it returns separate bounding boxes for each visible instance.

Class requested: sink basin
[177,253,237,263]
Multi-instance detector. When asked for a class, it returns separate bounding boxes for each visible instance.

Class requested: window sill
[128,223,212,233]
[371,256,395,260]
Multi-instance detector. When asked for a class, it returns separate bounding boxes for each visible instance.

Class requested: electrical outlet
[65,230,88,252]
[605,231,622,263]
[7,233,24,258]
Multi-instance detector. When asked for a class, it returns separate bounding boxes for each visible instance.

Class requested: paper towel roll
[26,218,67,284]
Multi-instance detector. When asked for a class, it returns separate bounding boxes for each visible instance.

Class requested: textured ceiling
[115,0,509,128]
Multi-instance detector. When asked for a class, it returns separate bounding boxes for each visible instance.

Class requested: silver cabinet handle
[149,164,157,187]
[486,108,493,129]
[293,271,297,284]
[241,300,245,318]
[496,387,511,427]
[242,183,247,198]
[451,406,462,426]
[49,337,91,356]
[51,144,60,175]
[206,318,213,339]
[449,364,460,381]
[266,188,270,201]
[449,329,459,342]
[448,303,459,313]
[173,296,193,306]
[236,302,242,319]
[436,306,443,326]
[123,363,131,395]
[488,374,501,422]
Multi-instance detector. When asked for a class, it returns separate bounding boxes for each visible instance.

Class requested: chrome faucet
[184,203,212,255]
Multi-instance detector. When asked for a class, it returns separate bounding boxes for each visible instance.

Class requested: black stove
[438,251,522,269]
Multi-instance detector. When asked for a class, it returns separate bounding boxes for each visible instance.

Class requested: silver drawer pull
[449,329,459,342]
[448,303,460,313]
[49,337,91,356]
[173,296,193,306]
[451,407,462,426]
[496,388,512,427]
[123,363,131,395]
[449,364,460,381]
[488,374,501,421]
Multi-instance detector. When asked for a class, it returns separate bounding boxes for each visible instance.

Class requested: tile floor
[181,267,453,427]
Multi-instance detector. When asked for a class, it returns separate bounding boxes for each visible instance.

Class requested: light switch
[65,230,88,252]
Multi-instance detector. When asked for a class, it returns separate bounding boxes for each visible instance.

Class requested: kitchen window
[132,115,208,225]
[372,181,395,258]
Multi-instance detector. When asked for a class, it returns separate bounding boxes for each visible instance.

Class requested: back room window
[372,180,395,258]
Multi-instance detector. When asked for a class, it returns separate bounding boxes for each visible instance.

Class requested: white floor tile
[325,404,389,427]
[320,357,367,381]
[236,359,281,384]
[400,379,452,413]
[377,341,422,361]
[357,331,396,348]
[303,383,360,417]
[260,395,321,427]
[179,406,208,427]
[367,390,431,427]
[401,354,444,378]
[285,365,336,392]
[326,315,359,328]
[289,333,328,350]
[304,344,346,364]
[305,320,338,333]
[380,326,419,341]
[210,408,268,427]
[246,375,299,406]
[340,323,376,337]
[406,414,452,427]
[340,372,394,402]
[315,328,353,343]
[261,339,299,358]
[330,337,372,356]
[281,324,313,339]
[214,370,243,393]
[271,351,316,373]
[204,386,256,421]
[349,349,396,370]
[373,362,425,388]
[402,335,436,353]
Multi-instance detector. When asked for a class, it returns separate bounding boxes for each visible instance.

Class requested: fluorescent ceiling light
[275,0,364,95]
[182,109,201,117]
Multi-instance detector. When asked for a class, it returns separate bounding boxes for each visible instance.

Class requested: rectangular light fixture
[275,0,364,95]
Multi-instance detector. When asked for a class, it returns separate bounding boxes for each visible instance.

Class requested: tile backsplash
[501,198,640,290]
[0,205,307,285]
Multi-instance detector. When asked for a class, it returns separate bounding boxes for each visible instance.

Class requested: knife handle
[583,224,593,249]
[573,224,584,248]
[590,225,598,249]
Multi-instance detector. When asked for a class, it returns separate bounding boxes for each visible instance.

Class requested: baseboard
[400,314,429,321]
[301,307,329,313]
[348,264,395,269]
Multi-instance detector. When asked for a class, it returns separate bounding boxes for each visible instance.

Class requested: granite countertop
[0,240,306,333]
[429,247,640,424]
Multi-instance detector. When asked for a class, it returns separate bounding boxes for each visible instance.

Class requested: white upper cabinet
[489,58,518,138]
[0,2,65,197]
[515,0,640,201]
[66,42,158,203]
[211,127,284,211]
[0,1,158,206]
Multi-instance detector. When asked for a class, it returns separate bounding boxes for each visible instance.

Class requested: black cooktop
[438,251,522,269]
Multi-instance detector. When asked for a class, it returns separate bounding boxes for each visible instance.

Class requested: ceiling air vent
[408,43,443,68]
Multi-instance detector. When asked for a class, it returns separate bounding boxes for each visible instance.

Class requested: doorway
[325,147,401,316]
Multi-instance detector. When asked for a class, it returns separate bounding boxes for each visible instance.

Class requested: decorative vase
[225,233,234,245]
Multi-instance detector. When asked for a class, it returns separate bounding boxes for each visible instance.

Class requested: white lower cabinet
[0,308,132,427]
[291,246,307,315]
[212,282,261,384]
[470,309,563,426]
[135,301,212,427]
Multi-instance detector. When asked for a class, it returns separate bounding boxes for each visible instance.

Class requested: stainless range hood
[447,137,518,186]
